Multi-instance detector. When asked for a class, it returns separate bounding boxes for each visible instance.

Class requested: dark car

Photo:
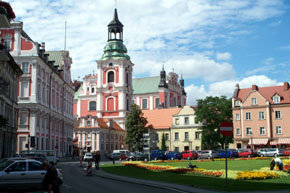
[181,151,198,160]
[127,152,149,161]
[218,149,238,158]
[150,150,167,160]
[166,151,182,160]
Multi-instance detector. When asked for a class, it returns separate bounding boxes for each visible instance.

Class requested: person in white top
[270,157,283,170]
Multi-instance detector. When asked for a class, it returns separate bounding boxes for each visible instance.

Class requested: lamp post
[250,131,253,157]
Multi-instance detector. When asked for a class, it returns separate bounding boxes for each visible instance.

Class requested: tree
[195,96,233,149]
[161,133,167,151]
[125,104,148,152]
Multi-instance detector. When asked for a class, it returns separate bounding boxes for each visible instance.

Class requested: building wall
[233,84,290,149]
[0,56,21,158]
[0,22,75,157]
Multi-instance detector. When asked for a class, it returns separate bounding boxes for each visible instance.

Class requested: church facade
[73,9,187,153]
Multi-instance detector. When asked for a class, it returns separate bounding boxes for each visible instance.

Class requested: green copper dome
[101,40,130,60]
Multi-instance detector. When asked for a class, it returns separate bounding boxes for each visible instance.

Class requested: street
[1,161,181,193]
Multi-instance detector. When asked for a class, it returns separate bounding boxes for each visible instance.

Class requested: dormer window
[235,100,240,106]
[251,98,257,105]
[273,95,280,104]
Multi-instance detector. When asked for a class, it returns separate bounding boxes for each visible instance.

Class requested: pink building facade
[232,82,290,149]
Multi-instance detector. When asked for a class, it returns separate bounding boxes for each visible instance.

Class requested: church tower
[96,9,134,130]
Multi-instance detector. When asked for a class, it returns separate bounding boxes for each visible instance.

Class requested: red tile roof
[236,83,290,104]
[142,108,181,129]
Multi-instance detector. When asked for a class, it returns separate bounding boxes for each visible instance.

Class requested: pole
[225,136,228,191]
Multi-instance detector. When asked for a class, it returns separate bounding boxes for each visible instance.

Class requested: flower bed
[237,171,279,180]
[122,161,289,180]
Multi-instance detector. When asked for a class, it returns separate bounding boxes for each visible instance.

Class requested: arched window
[108,71,114,83]
[89,101,96,111]
[107,98,114,111]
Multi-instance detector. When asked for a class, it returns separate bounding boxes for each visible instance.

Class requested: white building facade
[0,21,74,157]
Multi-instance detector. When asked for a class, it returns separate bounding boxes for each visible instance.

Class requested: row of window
[236,110,282,121]
[235,96,281,107]
[175,117,190,125]
[236,126,283,135]
[164,132,200,141]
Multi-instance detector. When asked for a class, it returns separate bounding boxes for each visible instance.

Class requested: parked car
[0,157,63,189]
[135,152,149,161]
[218,149,239,158]
[109,153,121,160]
[181,151,198,160]
[238,149,252,157]
[126,152,149,161]
[21,153,47,163]
[279,148,290,156]
[199,150,219,159]
[258,148,279,157]
[166,151,182,160]
[83,153,93,161]
[150,150,167,160]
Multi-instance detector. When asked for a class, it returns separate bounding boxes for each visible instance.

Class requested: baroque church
[73,9,186,152]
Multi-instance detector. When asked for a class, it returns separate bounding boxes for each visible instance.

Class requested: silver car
[199,150,219,159]
[258,148,279,157]
[0,157,63,188]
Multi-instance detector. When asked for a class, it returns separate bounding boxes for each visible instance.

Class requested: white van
[112,150,130,155]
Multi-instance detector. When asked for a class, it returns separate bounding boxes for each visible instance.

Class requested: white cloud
[185,84,208,106]
[216,52,232,60]
[5,0,286,80]
[185,75,279,105]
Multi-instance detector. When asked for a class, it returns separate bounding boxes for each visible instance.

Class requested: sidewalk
[93,169,290,193]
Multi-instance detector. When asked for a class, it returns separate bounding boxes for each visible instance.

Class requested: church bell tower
[96,9,134,130]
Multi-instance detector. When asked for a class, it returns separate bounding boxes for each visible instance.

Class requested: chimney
[41,42,45,50]
[109,119,113,128]
[252,85,258,91]
[284,82,289,91]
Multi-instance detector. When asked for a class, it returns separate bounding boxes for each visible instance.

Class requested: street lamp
[250,131,253,157]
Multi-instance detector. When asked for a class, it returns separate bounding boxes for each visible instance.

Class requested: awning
[248,138,268,145]
[270,140,277,145]
[278,138,290,144]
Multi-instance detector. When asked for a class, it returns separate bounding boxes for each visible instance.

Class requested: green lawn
[101,159,290,192]
[151,159,270,171]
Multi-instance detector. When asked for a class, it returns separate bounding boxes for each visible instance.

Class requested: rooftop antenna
[115,0,117,8]
[64,21,67,50]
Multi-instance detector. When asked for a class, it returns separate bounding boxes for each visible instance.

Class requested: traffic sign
[219,122,233,136]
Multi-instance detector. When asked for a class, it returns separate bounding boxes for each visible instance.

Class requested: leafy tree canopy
[125,104,148,152]
[195,96,233,149]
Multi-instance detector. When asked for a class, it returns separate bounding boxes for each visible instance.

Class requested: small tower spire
[107,8,123,42]
[159,65,168,88]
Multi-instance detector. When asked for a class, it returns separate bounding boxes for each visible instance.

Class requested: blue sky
[7,0,290,105]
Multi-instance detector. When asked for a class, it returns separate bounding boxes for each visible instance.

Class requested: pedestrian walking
[42,162,60,193]
[94,151,101,170]
[80,156,83,167]
[87,159,93,176]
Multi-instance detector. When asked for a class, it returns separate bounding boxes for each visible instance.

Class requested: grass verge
[101,160,290,192]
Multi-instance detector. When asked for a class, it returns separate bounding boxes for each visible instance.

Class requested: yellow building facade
[170,106,202,152]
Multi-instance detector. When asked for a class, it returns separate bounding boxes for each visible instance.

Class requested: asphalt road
[1,161,180,193]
